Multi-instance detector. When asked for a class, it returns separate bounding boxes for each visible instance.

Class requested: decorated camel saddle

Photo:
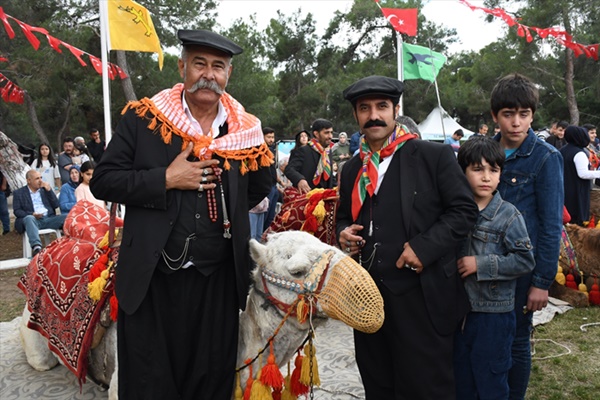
[19,202,384,399]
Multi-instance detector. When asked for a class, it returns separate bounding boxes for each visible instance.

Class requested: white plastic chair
[22,228,62,259]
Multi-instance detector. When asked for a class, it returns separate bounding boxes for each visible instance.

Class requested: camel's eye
[290,270,305,279]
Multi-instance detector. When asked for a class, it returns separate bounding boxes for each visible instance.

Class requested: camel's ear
[249,239,268,266]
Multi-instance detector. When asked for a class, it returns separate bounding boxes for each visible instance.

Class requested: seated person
[59,165,80,213]
[75,161,106,210]
[13,170,67,256]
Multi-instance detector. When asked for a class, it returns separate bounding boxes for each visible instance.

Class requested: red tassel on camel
[565,273,578,290]
[260,342,284,391]
[290,351,308,396]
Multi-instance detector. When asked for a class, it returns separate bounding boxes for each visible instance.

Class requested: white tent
[417,106,475,142]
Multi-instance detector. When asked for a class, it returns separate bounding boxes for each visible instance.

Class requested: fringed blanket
[18,201,121,385]
[263,187,339,246]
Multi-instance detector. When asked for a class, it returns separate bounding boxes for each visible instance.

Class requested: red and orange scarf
[308,138,332,186]
[351,124,417,221]
[122,83,273,173]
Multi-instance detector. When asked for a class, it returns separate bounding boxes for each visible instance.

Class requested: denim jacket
[460,192,535,312]
[493,129,563,291]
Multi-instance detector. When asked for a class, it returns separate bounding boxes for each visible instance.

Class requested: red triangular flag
[380,8,418,36]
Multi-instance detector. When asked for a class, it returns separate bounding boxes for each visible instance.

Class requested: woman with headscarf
[560,125,600,225]
[59,165,80,213]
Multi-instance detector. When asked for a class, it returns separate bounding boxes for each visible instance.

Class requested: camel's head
[249,231,384,333]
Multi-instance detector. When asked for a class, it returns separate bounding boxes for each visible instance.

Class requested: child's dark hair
[457,136,505,172]
[79,160,95,183]
[490,73,539,116]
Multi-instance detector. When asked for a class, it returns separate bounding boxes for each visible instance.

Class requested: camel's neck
[237,288,311,371]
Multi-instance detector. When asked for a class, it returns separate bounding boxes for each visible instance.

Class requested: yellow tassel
[296,297,308,324]
[555,266,566,285]
[88,276,106,301]
[97,231,110,249]
[235,371,244,400]
[579,272,589,298]
[313,200,326,224]
[300,342,320,386]
[249,370,273,400]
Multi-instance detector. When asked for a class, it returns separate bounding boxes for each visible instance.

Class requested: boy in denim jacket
[454,137,535,400]
[491,74,563,399]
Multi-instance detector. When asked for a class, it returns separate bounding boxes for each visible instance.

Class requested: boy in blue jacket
[454,136,535,399]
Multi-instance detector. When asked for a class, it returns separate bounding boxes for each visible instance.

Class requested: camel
[19,230,384,399]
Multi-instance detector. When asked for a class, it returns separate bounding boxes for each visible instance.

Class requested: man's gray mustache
[187,79,224,95]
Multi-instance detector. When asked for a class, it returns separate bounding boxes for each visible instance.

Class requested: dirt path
[0,229,27,322]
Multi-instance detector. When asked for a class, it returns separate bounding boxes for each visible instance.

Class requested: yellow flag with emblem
[106,0,163,69]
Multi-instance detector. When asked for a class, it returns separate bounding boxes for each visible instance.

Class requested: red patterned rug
[18,201,121,384]
[263,187,339,246]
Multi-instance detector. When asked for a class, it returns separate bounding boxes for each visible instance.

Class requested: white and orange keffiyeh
[122,83,273,173]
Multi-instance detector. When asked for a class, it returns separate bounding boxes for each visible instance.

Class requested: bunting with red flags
[0,6,128,83]
[459,0,598,60]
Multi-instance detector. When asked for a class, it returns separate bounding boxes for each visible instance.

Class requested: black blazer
[336,139,478,335]
[13,185,60,233]
[284,145,334,189]
[90,109,272,314]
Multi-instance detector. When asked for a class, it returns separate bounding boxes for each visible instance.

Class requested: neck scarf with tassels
[351,124,417,221]
[308,138,332,186]
[122,83,273,173]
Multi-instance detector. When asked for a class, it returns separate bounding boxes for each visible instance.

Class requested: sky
[214,0,506,55]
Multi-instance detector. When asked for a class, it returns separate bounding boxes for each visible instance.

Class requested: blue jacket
[493,128,563,291]
[13,185,60,233]
[59,183,77,213]
[460,191,535,312]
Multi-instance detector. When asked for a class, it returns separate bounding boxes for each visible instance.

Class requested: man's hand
[33,213,44,220]
[165,143,219,191]
[41,181,52,192]
[527,287,549,312]
[297,179,311,194]
[396,242,424,273]
[457,256,477,278]
[338,224,364,256]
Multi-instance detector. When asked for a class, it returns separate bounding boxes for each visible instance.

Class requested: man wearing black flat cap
[91,29,272,399]
[336,75,478,399]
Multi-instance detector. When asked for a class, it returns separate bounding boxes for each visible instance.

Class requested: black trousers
[354,283,457,400]
[118,264,239,400]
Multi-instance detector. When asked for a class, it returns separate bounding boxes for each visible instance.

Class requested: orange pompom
[260,343,284,391]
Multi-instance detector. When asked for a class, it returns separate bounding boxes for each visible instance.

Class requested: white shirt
[182,95,228,138]
[374,153,394,195]
[29,188,48,216]
[574,151,600,179]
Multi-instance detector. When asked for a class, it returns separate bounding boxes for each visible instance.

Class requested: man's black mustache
[363,120,387,128]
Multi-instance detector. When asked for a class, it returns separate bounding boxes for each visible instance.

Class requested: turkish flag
[381,8,418,36]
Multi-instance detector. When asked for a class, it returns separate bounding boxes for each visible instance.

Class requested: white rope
[531,338,572,360]
[580,322,600,332]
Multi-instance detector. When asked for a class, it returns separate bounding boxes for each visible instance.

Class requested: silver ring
[405,264,417,271]
[198,184,204,192]
[345,247,351,253]
[203,168,211,176]
[201,176,208,183]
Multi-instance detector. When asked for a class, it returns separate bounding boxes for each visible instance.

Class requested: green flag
[402,43,446,82]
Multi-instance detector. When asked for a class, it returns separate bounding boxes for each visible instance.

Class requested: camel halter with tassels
[234,248,385,399]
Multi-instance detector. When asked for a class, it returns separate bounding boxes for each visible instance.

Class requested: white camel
[20,230,384,398]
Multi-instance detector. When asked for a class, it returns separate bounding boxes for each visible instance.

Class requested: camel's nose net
[318,256,384,333]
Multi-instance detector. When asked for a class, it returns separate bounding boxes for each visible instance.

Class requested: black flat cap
[177,29,243,56]
[343,75,404,104]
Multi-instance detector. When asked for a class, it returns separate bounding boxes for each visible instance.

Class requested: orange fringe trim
[122,99,273,174]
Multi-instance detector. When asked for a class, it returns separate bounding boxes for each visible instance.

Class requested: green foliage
[1,0,598,147]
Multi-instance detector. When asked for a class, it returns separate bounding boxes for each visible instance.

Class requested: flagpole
[397,31,404,116]
[427,40,446,140]
[99,0,113,144]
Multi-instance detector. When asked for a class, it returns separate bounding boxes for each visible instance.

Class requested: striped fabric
[308,138,332,185]
[123,83,273,172]
[351,124,417,221]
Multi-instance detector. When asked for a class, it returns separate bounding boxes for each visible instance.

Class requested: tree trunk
[56,92,72,151]
[0,131,31,190]
[24,91,50,146]
[116,51,137,102]
[562,8,579,125]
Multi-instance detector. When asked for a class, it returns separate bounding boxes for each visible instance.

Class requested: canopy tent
[417,106,475,141]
